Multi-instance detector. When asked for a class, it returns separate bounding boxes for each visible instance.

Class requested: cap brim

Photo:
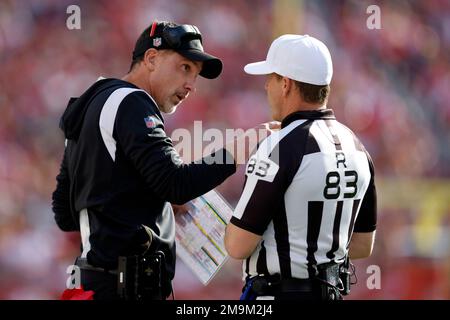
[244,61,273,75]
[178,49,223,79]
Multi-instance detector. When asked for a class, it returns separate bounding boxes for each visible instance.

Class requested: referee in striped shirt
[225,35,377,300]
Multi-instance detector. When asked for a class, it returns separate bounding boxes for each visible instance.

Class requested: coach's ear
[143,48,158,71]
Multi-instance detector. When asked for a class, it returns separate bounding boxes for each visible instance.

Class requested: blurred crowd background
[0,0,449,299]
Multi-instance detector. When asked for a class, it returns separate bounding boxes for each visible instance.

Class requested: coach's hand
[226,121,281,166]
[257,121,281,140]
[171,203,190,215]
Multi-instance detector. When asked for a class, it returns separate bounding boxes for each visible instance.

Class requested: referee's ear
[281,76,295,97]
[142,48,158,72]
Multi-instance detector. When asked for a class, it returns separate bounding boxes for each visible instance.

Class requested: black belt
[75,257,118,276]
[277,278,316,293]
[250,275,318,296]
[251,267,341,296]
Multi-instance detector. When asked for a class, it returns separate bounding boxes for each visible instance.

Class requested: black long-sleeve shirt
[52,78,236,276]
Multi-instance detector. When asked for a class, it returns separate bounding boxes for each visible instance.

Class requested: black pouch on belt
[117,251,166,300]
[317,263,341,287]
[339,257,351,295]
[316,263,343,300]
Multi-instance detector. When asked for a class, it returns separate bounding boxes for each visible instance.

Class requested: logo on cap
[153,37,162,47]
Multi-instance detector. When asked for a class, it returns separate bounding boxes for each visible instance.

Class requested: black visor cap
[177,47,223,79]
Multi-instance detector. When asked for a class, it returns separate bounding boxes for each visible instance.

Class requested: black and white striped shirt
[230,109,376,279]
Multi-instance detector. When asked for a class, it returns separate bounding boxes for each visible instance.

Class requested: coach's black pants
[81,268,120,300]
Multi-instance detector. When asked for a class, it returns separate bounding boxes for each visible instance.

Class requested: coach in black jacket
[52,21,276,300]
